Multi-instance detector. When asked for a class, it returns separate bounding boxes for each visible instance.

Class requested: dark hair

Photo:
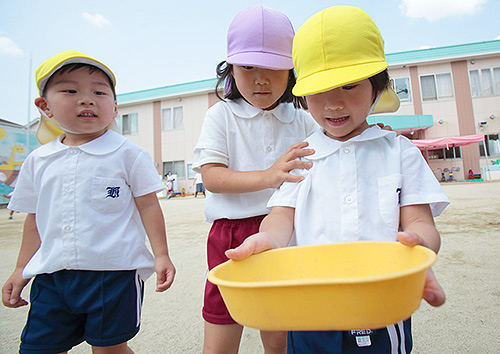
[368,69,390,102]
[42,63,116,100]
[214,61,307,110]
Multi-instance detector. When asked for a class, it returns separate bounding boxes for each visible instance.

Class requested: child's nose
[254,69,270,85]
[323,91,343,111]
[78,95,95,105]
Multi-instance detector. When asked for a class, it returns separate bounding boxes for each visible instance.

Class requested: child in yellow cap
[2,50,175,354]
[227,6,449,353]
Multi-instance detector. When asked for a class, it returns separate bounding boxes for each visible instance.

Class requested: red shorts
[203,215,266,325]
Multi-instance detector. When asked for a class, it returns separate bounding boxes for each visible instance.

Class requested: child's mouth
[326,116,349,126]
[78,112,97,120]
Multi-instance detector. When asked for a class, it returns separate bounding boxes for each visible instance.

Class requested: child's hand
[265,142,314,188]
[397,231,446,307]
[225,232,277,261]
[1,268,30,308]
[154,255,176,292]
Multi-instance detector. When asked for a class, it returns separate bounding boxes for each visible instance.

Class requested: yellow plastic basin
[208,241,436,331]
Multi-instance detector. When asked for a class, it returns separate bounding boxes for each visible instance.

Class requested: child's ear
[34,97,51,116]
[113,101,118,118]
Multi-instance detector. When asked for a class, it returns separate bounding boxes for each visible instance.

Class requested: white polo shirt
[268,126,450,246]
[9,130,165,280]
[193,99,319,222]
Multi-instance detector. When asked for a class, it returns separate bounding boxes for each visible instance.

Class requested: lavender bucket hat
[226,6,295,70]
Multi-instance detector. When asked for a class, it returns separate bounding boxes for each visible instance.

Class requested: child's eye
[342,85,356,90]
[242,66,254,70]
[63,89,77,94]
[94,91,105,95]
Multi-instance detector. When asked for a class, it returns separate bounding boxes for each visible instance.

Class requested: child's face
[306,78,375,141]
[232,65,289,110]
[36,67,117,144]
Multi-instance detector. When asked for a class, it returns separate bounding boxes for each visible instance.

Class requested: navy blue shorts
[19,270,144,354]
[287,318,412,354]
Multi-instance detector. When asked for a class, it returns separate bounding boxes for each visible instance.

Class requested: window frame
[163,160,186,180]
[469,67,500,98]
[161,106,184,131]
[390,77,412,102]
[419,73,454,102]
[116,113,138,135]
[427,146,461,160]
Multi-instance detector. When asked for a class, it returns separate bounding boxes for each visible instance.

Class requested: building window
[470,67,500,97]
[420,73,454,101]
[479,134,500,156]
[163,160,185,179]
[390,77,411,102]
[117,113,138,135]
[427,147,461,160]
[186,163,196,179]
[162,106,184,131]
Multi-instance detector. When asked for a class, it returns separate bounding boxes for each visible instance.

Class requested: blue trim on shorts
[19,270,144,353]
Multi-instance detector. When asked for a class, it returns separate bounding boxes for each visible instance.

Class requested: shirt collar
[36,130,127,157]
[226,98,295,123]
[306,125,396,160]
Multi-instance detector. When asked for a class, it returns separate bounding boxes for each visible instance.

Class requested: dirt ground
[1,181,499,353]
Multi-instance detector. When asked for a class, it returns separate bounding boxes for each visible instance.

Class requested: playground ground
[0,181,499,353]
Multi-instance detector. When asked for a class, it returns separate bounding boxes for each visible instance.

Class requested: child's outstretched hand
[154,254,176,292]
[2,268,30,308]
[397,232,446,307]
[225,232,277,261]
[265,142,314,189]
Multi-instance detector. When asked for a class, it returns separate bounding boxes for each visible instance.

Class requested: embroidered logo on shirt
[396,187,402,204]
[106,187,120,198]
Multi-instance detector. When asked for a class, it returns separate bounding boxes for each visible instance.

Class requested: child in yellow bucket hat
[227,6,449,353]
[2,50,175,354]
[34,50,118,144]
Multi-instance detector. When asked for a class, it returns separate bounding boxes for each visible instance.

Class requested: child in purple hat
[192,6,319,354]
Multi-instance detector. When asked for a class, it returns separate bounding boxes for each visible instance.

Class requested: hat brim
[293,61,387,96]
[36,51,116,95]
[292,61,399,114]
[227,52,293,70]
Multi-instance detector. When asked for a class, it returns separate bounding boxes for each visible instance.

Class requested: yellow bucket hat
[292,6,400,114]
[35,50,117,144]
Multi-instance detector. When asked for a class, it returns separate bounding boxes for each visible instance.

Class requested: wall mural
[0,125,39,204]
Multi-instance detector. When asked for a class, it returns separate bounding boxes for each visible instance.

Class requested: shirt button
[64,226,72,232]
[345,195,353,204]
[264,112,271,119]
[70,149,78,155]
[343,147,351,154]
[267,146,272,152]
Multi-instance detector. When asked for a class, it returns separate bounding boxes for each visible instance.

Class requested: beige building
[117,40,500,191]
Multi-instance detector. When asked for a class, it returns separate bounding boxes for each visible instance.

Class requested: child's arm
[226,206,295,260]
[397,204,446,307]
[2,213,40,308]
[202,142,314,193]
[135,193,176,292]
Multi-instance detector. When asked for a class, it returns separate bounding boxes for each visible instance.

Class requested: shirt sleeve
[7,155,37,213]
[192,103,230,172]
[400,139,450,216]
[267,168,308,209]
[128,149,165,197]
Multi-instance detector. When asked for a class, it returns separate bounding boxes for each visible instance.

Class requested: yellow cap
[36,50,116,95]
[35,50,117,144]
[292,6,399,114]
